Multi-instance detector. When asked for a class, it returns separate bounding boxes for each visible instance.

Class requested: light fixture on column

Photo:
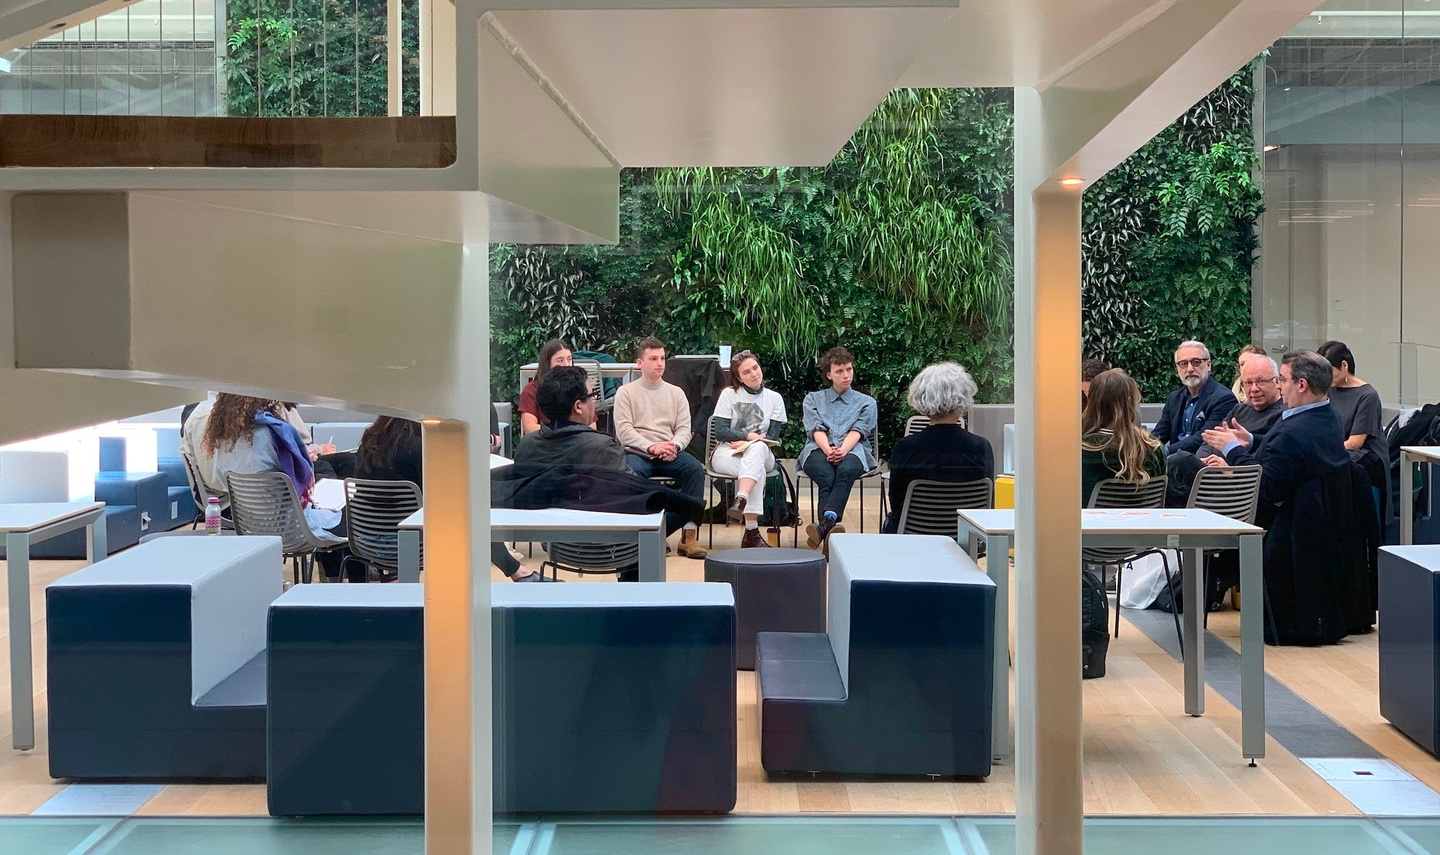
[1059,177,1084,189]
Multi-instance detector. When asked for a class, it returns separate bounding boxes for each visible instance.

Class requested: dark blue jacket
[1153,377,1237,454]
[1223,402,1349,510]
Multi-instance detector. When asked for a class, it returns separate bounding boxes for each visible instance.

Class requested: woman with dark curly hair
[194,392,351,579]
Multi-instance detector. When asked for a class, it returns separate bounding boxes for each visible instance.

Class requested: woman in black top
[1318,340,1388,496]
[354,417,548,581]
[883,362,994,533]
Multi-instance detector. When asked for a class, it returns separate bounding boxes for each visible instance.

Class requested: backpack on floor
[1082,567,1109,679]
[762,466,802,529]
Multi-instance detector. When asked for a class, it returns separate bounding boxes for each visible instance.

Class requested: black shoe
[741,528,769,548]
[727,495,748,523]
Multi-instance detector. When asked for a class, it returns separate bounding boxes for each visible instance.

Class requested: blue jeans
[626,450,706,530]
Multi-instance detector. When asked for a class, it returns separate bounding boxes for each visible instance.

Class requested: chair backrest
[704,414,722,465]
[180,450,214,512]
[573,359,609,409]
[226,471,329,555]
[547,540,640,572]
[896,478,993,537]
[1083,476,1168,564]
[1087,476,1168,509]
[344,478,423,571]
[1186,465,1263,525]
[904,415,931,436]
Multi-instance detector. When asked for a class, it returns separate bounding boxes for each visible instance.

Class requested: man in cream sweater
[614,337,708,559]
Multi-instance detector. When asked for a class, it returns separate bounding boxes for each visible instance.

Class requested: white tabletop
[957,507,1261,536]
[1402,446,1440,463]
[490,454,511,470]
[399,507,665,532]
[0,502,105,533]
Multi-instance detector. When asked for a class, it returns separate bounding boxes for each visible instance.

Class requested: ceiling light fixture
[1263,144,1279,152]
[49,21,66,29]
[1059,177,1084,189]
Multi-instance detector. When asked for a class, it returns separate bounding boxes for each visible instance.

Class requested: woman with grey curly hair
[882,362,994,533]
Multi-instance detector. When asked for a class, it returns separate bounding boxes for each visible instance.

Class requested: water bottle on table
[205,497,222,534]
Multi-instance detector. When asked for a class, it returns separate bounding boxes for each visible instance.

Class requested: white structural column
[1012,87,1084,855]
[422,242,493,855]
[388,0,402,116]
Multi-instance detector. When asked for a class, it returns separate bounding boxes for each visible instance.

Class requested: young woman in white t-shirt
[711,350,788,548]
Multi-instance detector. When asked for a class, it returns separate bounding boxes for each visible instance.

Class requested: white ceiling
[486,6,957,167]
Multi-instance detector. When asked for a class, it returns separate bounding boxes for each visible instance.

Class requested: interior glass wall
[1261,0,1440,403]
[0,0,222,116]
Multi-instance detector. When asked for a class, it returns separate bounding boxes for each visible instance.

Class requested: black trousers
[803,453,867,519]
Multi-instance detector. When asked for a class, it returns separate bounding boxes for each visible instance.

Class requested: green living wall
[488,71,1260,448]
[223,0,420,117]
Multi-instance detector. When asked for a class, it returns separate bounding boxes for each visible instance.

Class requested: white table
[519,362,636,387]
[957,507,1265,764]
[397,507,667,583]
[1400,447,1440,545]
[1,501,107,750]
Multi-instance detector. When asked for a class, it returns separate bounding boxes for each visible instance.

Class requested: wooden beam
[0,116,456,169]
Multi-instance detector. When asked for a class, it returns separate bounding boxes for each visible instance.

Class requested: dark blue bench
[47,536,282,779]
[757,533,995,777]
[266,582,737,815]
[1380,545,1440,754]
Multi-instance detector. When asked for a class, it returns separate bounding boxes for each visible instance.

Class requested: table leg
[1240,533,1265,762]
[1183,547,1205,717]
[86,515,107,565]
[1402,452,1416,546]
[7,533,34,750]
[638,529,665,582]
[398,530,421,583]
[986,533,1011,761]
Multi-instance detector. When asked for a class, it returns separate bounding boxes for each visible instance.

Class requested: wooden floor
[0,489,1425,817]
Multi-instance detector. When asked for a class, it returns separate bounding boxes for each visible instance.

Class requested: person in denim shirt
[799,346,877,550]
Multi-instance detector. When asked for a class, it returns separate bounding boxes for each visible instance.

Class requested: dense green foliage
[1081,67,1261,399]
[494,74,1259,447]
[224,0,419,117]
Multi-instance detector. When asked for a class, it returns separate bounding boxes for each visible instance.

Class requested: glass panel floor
[10,815,1440,855]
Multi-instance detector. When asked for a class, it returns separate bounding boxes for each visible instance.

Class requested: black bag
[1082,568,1109,679]
[1386,404,1440,516]
[1150,554,1236,615]
[762,466,802,529]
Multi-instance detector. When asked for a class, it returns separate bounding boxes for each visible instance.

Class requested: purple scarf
[256,411,315,505]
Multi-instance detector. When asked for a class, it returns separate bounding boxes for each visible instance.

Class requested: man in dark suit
[1202,350,1373,644]
[1153,340,1237,455]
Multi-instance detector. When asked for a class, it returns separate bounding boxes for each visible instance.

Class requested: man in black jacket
[1153,340,1237,455]
[512,366,697,580]
[1203,350,1374,643]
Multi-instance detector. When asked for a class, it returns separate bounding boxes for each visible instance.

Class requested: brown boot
[740,527,770,548]
[677,527,709,559]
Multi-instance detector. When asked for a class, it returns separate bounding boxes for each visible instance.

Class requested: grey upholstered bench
[757,533,995,777]
[47,536,282,779]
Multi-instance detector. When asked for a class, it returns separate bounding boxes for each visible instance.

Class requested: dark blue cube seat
[266,582,737,816]
[757,533,995,778]
[47,536,282,779]
[1380,545,1440,754]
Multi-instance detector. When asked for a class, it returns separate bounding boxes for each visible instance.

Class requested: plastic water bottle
[204,497,222,535]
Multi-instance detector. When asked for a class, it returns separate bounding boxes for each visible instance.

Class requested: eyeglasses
[1175,358,1210,369]
[581,389,601,401]
[1240,378,1277,389]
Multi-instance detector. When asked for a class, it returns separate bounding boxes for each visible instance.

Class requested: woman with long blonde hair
[1080,369,1166,504]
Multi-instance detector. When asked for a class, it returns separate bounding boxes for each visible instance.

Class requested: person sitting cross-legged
[710,350,787,548]
[799,346,877,550]
[613,337,708,559]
